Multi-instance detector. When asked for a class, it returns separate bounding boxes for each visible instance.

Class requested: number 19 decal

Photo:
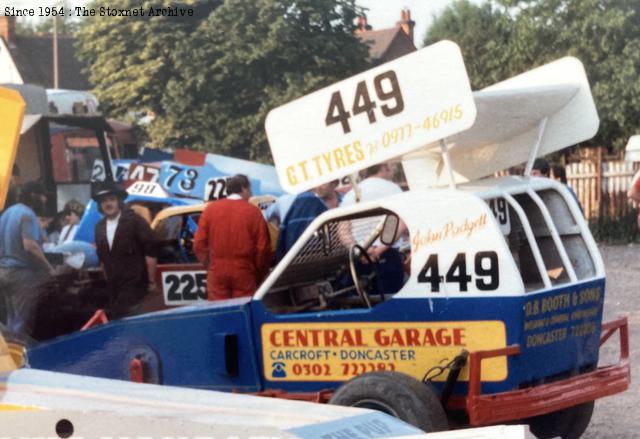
[325,70,404,134]
[418,251,499,292]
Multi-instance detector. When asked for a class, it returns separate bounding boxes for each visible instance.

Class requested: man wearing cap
[92,182,158,318]
[0,181,55,334]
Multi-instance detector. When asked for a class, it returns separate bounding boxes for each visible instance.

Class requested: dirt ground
[582,244,639,438]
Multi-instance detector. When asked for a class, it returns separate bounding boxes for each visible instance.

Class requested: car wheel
[329,371,448,432]
[528,401,594,439]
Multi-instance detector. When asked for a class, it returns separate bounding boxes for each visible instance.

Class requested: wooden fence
[567,160,639,220]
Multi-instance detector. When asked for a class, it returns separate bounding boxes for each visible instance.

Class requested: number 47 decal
[418,251,499,292]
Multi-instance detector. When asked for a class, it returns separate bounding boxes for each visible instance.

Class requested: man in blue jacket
[0,182,55,334]
[275,181,339,261]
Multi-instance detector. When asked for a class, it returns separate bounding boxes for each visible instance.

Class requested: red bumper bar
[465,316,630,426]
[80,309,109,331]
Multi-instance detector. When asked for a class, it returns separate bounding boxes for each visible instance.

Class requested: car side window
[155,213,200,264]
[490,188,597,292]
[262,208,409,314]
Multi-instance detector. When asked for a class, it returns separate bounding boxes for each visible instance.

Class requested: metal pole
[439,138,456,189]
[524,118,548,176]
[350,172,362,203]
[53,15,59,89]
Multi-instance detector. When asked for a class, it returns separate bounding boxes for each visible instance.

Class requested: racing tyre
[329,371,448,432]
[527,401,594,439]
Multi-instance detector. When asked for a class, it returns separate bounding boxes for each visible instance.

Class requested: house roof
[357,27,416,63]
[8,35,91,90]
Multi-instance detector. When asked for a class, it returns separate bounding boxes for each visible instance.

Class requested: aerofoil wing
[266,41,477,193]
[402,57,599,188]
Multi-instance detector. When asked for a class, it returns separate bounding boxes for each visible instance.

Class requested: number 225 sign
[265,41,477,193]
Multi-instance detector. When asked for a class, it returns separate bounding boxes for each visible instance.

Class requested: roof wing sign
[409,57,599,187]
[0,87,26,211]
[266,41,477,193]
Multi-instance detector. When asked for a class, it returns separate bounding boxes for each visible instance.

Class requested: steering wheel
[348,244,383,308]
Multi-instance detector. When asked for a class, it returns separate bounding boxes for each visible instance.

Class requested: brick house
[356,9,417,65]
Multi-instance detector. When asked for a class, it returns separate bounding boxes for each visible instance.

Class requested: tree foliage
[76,0,369,160]
[15,2,80,36]
[76,1,219,118]
[425,0,512,90]
[426,0,640,150]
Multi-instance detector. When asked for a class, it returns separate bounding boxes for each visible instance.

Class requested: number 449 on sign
[325,71,404,134]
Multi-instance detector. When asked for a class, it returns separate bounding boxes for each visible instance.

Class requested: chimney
[396,9,415,44]
[355,15,372,34]
[0,15,15,45]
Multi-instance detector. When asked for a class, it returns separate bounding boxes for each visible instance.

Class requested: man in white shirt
[340,162,406,294]
[341,162,403,207]
[341,162,405,257]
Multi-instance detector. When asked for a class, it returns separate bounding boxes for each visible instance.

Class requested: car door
[141,209,208,313]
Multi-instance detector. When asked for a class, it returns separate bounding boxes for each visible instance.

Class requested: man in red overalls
[194,174,272,300]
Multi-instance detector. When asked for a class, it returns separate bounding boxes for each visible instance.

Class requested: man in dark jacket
[92,182,157,318]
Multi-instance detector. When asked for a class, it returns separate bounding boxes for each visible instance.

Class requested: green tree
[15,2,79,36]
[76,0,369,160]
[425,0,513,90]
[157,0,369,160]
[76,1,220,118]
[501,0,640,149]
[426,0,640,150]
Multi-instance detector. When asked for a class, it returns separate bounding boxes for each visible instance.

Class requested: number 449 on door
[417,252,499,292]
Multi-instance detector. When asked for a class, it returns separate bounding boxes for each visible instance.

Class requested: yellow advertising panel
[262,321,507,382]
[0,87,26,210]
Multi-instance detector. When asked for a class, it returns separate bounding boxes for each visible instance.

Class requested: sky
[3,0,463,47]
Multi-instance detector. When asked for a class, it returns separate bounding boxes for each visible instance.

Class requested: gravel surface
[582,244,639,439]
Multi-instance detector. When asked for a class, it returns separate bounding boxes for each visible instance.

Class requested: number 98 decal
[162,271,208,305]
